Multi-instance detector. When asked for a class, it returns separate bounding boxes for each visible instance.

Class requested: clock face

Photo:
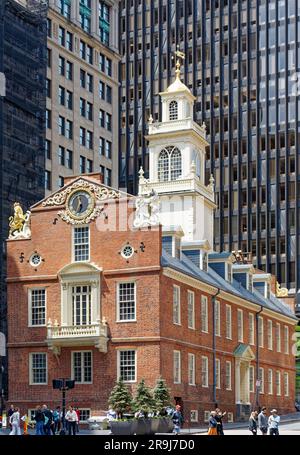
[67,190,95,220]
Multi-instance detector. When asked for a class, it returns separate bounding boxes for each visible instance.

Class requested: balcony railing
[46,319,108,354]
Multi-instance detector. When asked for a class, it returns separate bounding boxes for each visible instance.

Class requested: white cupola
[139,49,216,247]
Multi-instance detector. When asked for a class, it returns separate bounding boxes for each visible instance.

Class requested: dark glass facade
[119,0,300,291]
[0,0,47,390]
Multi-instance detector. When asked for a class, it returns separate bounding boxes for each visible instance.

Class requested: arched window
[158,146,182,182]
[169,101,178,120]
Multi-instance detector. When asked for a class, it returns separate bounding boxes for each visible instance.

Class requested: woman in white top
[9,407,21,435]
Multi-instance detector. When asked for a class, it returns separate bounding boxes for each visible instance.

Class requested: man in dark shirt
[42,404,53,436]
[7,404,14,431]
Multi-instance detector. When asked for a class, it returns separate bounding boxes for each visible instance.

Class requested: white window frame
[284,372,289,397]
[237,309,244,342]
[28,288,47,327]
[215,300,221,337]
[249,365,255,392]
[284,326,289,354]
[187,291,195,329]
[216,358,220,389]
[73,225,90,262]
[258,316,264,348]
[276,323,281,352]
[201,356,208,388]
[188,353,196,386]
[268,369,273,395]
[227,412,234,423]
[173,350,181,384]
[116,281,137,322]
[29,353,48,385]
[204,411,210,423]
[225,361,232,390]
[259,367,264,394]
[71,351,93,384]
[173,285,181,326]
[276,371,281,396]
[267,320,273,351]
[201,295,208,333]
[78,408,91,423]
[117,350,137,383]
[190,410,198,423]
[226,305,232,340]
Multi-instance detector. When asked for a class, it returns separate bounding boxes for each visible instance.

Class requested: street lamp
[52,378,75,435]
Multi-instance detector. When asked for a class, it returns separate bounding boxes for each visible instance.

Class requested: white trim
[173,350,181,384]
[284,326,289,354]
[259,367,264,394]
[117,349,137,383]
[225,360,232,390]
[201,295,208,333]
[216,358,221,389]
[72,225,90,263]
[267,319,273,351]
[284,372,289,397]
[215,300,221,337]
[237,309,244,342]
[28,288,47,327]
[173,285,181,326]
[258,316,264,348]
[187,290,195,330]
[201,355,208,388]
[188,353,196,386]
[226,304,232,340]
[116,281,137,323]
[249,365,255,392]
[249,313,255,345]
[71,350,93,384]
[268,368,273,395]
[276,323,281,352]
[78,408,91,423]
[276,370,281,396]
[29,352,48,385]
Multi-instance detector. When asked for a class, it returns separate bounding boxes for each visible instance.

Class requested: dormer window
[158,146,182,182]
[169,101,178,120]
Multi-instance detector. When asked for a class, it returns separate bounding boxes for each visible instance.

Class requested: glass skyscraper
[119,0,300,292]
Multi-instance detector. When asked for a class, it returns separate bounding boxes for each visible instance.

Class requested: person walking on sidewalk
[65,406,78,436]
[34,405,45,436]
[207,411,218,435]
[215,408,226,435]
[249,411,258,435]
[172,405,184,435]
[42,405,53,436]
[53,406,61,434]
[9,407,21,435]
[258,407,268,435]
[268,409,280,435]
[7,404,15,432]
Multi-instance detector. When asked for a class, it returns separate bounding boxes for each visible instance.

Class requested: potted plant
[152,377,173,433]
[132,379,156,435]
[108,378,134,435]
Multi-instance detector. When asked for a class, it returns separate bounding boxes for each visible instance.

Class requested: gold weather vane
[174,45,185,80]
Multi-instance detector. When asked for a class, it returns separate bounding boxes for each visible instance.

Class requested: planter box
[110,420,134,435]
[133,418,154,435]
[156,417,173,434]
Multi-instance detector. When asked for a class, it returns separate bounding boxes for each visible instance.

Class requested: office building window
[66,61,73,80]
[46,110,51,129]
[268,369,273,395]
[105,140,112,159]
[58,146,65,166]
[87,131,93,149]
[30,353,47,385]
[29,289,46,326]
[284,372,289,396]
[74,226,90,262]
[173,285,180,325]
[46,79,51,98]
[249,313,255,345]
[106,113,112,131]
[99,81,105,99]
[87,159,93,173]
[66,90,73,110]
[58,26,65,47]
[284,326,289,354]
[226,305,232,339]
[58,0,71,19]
[225,361,232,390]
[259,367,264,394]
[276,323,281,352]
[106,85,112,103]
[72,351,92,383]
[188,353,195,386]
[99,137,105,156]
[201,356,208,387]
[99,1,110,45]
[237,309,243,342]
[45,140,51,160]
[187,291,195,329]
[80,156,86,173]
[214,300,220,336]
[258,316,264,348]
[59,86,65,105]
[276,371,281,396]
[45,171,51,190]
[66,31,73,51]
[173,350,181,384]
[58,176,64,188]
[201,296,208,332]
[66,150,73,169]
[104,168,111,186]
[268,320,273,350]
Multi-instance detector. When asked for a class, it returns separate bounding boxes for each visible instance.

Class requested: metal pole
[0,357,3,416]
[60,379,66,435]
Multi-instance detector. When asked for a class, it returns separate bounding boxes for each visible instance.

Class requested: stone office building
[6,68,297,424]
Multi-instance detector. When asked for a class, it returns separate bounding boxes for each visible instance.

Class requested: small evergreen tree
[108,378,132,419]
[133,379,155,417]
[153,377,172,415]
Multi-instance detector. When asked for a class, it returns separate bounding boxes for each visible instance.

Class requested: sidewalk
[1,412,300,436]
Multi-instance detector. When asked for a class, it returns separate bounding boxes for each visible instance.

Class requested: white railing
[47,322,108,340]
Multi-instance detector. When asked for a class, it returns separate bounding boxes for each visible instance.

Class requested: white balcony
[46,318,108,354]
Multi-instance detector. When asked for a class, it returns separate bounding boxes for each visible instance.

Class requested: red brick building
[6,67,297,425]
[6,172,297,425]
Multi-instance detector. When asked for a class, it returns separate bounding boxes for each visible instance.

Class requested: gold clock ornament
[66,189,95,221]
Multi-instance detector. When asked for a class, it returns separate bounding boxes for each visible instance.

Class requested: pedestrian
[7,404,14,432]
[172,405,184,435]
[9,407,21,435]
[21,413,30,435]
[75,407,80,433]
[53,406,61,434]
[207,411,218,435]
[215,407,226,435]
[258,406,268,435]
[34,405,45,435]
[249,411,258,435]
[65,405,78,435]
[42,404,53,435]
[268,409,280,435]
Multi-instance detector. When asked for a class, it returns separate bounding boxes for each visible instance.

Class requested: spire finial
[174,45,185,80]
[149,114,153,124]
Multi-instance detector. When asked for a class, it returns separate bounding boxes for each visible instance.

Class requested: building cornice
[162,267,217,294]
[104,266,161,276]
[6,275,58,283]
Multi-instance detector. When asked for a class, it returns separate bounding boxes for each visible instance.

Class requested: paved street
[199,421,300,436]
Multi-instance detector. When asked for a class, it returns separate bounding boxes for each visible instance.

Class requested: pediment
[58,262,102,278]
[233,344,255,361]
